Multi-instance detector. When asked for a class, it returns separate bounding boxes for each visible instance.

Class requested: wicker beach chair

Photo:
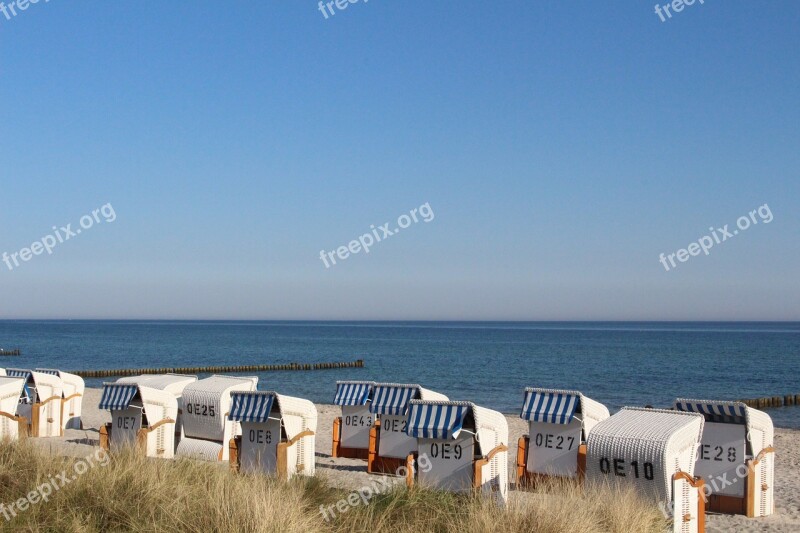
[586,407,706,533]
[674,398,774,517]
[0,377,27,440]
[516,387,609,486]
[175,375,257,461]
[332,380,376,460]
[367,383,448,475]
[116,373,197,445]
[0,369,5,376]
[98,382,179,458]
[35,369,85,431]
[228,391,317,480]
[404,400,509,506]
[6,368,63,437]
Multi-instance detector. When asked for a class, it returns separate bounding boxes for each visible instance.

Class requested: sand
[31,388,800,532]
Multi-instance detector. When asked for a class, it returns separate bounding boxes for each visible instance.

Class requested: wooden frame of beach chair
[36,369,85,431]
[367,383,449,475]
[98,382,179,458]
[515,387,609,487]
[586,407,706,533]
[331,381,376,460]
[6,369,63,438]
[175,375,257,461]
[675,398,775,517]
[0,377,29,441]
[227,391,317,480]
[404,400,510,506]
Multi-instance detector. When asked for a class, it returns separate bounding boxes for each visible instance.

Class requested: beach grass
[0,441,667,532]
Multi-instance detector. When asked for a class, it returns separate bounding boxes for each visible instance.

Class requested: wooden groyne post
[0,349,20,356]
[71,359,365,378]
[738,395,800,409]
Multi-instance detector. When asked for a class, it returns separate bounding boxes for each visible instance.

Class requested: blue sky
[1,1,798,320]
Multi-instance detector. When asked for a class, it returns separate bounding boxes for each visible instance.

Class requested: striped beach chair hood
[520,387,610,436]
[228,390,317,440]
[369,383,448,415]
[6,369,63,403]
[99,382,178,427]
[674,398,773,452]
[405,400,509,455]
[333,381,375,406]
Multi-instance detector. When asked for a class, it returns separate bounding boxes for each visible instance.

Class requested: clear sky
[1,1,798,320]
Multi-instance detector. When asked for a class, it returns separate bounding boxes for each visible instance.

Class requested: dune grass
[0,442,667,532]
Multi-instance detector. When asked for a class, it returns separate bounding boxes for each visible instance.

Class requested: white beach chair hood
[7,368,64,437]
[36,368,85,430]
[0,377,26,440]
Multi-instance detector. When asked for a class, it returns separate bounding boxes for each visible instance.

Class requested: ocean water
[1,320,798,427]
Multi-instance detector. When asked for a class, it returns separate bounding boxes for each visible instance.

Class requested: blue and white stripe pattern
[370,385,418,415]
[98,384,139,411]
[675,399,747,423]
[36,369,60,376]
[520,389,580,424]
[228,392,276,422]
[406,401,470,440]
[6,369,31,380]
[333,382,372,406]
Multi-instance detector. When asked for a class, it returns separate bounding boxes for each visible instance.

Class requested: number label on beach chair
[596,456,657,480]
[418,435,474,492]
[112,406,142,450]
[186,403,216,417]
[527,418,582,477]
[341,405,374,449]
[240,419,280,474]
[378,415,411,459]
[694,422,746,497]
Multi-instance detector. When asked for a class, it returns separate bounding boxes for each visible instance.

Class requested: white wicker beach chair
[0,368,6,376]
[98,382,179,458]
[35,369,85,431]
[228,391,317,480]
[516,387,609,485]
[367,383,448,475]
[332,380,376,460]
[175,375,257,461]
[405,400,509,506]
[675,398,774,517]
[586,407,706,533]
[116,373,197,443]
[6,368,63,437]
[0,377,27,441]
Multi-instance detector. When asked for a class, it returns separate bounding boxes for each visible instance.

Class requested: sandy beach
[23,388,797,533]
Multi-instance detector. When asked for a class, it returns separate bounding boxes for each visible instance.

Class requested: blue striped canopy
[99,384,139,411]
[35,369,60,376]
[406,402,470,440]
[674,399,747,424]
[370,385,418,415]
[520,390,580,424]
[6,368,31,380]
[228,392,276,423]
[333,382,372,406]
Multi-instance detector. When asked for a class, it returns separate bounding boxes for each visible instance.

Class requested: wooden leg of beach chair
[516,436,528,488]
[674,472,705,533]
[405,453,416,488]
[277,441,289,481]
[229,437,241,473]
[577,444,587,482]
[99,423,111,451]
[332,417,342,458]
[746,447,774,518]
[31,404,40,438]
[367,424,379,473]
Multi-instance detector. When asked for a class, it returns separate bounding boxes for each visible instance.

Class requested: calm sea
[1,321,798,427]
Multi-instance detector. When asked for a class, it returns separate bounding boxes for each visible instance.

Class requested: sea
[1,320,798,428]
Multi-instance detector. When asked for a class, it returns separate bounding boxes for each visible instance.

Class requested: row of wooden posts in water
[739,395,800,409]
[72,359,365,378]
[0,349,21,356]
